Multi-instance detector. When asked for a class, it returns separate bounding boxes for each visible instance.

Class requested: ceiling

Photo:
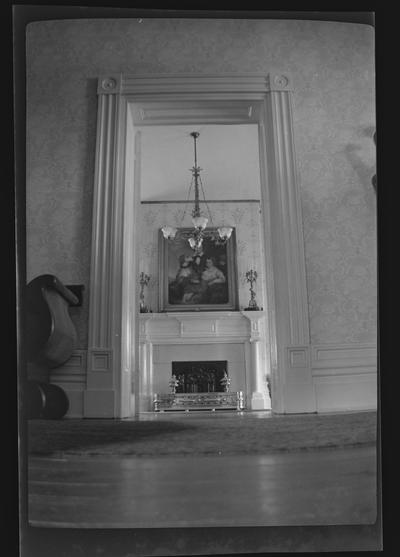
[140,124,261,201]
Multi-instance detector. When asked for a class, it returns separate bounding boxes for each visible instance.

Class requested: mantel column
[242,311,271,410]
[139,315,154,412]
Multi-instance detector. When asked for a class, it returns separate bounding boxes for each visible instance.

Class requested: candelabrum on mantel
[139,272,152,313]
[244,269,263,311]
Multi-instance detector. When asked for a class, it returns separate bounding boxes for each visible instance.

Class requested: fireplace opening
[172,361,228,393]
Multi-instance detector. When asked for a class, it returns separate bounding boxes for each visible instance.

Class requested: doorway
[85,74,315,418]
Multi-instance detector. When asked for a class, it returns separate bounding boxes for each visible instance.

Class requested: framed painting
[159,227,239,312]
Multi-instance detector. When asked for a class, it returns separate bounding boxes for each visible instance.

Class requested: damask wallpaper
[139,202,265,312]
[26,18,376,348]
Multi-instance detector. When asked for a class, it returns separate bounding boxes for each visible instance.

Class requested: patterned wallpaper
[25,18,376,348]
[139,202,265,312]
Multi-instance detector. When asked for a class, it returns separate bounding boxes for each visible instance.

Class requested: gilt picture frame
[159,227,239,312]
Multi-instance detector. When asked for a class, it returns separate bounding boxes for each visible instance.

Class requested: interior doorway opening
[87,74,313,418]
[136,123,269,414]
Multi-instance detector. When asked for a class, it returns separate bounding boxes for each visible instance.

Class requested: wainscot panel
[311,343,377,412]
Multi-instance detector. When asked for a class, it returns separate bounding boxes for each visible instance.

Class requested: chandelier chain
[180,174,195,225]
[198,174,215,228]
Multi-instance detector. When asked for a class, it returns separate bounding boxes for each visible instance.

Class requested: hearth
[172,361,227,393]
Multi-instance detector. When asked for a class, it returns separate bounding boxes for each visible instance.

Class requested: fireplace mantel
[138,310,271,411]
[139,310,266,343]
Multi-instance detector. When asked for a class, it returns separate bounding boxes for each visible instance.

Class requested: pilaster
[84,75,131,418]
[259,75,316,413]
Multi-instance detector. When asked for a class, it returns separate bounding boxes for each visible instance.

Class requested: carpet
[27,411,377,458]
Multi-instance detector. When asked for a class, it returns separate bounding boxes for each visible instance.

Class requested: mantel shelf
[139,310,266,343]
[139,310,265,319]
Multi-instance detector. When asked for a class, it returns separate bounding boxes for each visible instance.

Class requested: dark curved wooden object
[26,274,79,369]
[27,381,70,419]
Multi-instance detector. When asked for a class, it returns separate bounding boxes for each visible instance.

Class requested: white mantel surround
[139,311,271,412]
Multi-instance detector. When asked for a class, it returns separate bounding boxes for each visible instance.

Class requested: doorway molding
[83,73,316,417]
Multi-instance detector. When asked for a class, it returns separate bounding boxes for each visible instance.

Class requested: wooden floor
[28,445,377,529]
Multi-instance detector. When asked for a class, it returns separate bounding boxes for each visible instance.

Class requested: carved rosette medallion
[268,73,291,91]
[274,74,289,88]
[100,77,119,93]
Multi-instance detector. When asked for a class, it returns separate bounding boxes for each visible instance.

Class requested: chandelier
[161,131,233,254]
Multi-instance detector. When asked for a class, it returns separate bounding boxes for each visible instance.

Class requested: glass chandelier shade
[161,225,178,240]
[217,227,233,240]
[192,215,208,230]
[161,131,233,250]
